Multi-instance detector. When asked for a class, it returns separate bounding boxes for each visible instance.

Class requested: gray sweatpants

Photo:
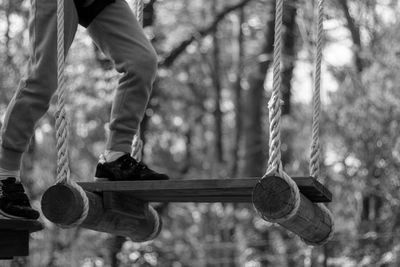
[0,0,157,170]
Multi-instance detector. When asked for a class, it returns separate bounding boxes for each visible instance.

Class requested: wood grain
[41,184,162,241]
[80,177,332,203]
[253,176,333,245]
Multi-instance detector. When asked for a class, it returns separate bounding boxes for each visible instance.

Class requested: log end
[252,176,299,221]
[41,183,84,225]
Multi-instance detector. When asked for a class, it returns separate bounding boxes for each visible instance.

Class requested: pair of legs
[0,0,168,220]
[0,0,157,172]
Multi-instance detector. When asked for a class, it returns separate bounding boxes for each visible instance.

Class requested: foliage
[1,0,400,266]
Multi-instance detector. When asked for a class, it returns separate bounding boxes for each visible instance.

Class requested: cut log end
[252,176,298,221]
[41,183,84,225]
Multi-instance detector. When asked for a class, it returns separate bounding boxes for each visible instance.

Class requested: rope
[266,0,283,176]
[301,203,334,246]
[55,0,68,184]
[309,0,324,179]
[136,0,144,26]
[132,0,144,161]
[304,0,335,246]
[260,0,301,223]
[54,0,145,226]
[55,0,89,227]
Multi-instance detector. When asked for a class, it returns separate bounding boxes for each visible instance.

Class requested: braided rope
[55,0,69,184]
[309,0,324,179]
[306,0,335,245]
[56,0,89,226]
[132,0,144,161]
[136,0,144,26]
[261,0,300,223]
[266,0,284,176]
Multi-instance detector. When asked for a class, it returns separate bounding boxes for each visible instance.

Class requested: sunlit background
[1,0,400,266]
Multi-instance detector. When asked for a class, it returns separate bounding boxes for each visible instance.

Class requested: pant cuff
[0,146,23,171]
[106,130,135,154]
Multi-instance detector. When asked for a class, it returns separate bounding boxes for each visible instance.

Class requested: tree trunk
[230,7,245,178]
[280,0,297,173]
[241,2,276,265]
[281,0,297,117]
[109,236,126,267]
[337,0,363,72]
[241,1,275,178]
[211,0,224,165]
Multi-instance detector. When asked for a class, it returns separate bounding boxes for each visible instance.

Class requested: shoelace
[137,161,149,171]
[121,156,148,171]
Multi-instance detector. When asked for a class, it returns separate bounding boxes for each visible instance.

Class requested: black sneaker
[95,154,169,181]
[0,177,40,220]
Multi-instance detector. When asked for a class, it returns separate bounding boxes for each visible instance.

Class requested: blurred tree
[1,0,400,265]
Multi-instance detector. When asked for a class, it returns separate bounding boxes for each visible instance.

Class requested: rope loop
[56,180,90,228]
[301,203,334,246]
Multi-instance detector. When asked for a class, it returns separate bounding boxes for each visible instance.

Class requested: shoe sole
[0,209,34,220]
[94,177,169,182]
[94,177,109,182]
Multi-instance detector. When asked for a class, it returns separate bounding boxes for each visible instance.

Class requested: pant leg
[86,0,158,154]
[0,0,79,170]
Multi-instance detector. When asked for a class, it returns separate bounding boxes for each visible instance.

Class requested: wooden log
[41,184,162,242]
[252,176,333,245]
[0,219,43,259]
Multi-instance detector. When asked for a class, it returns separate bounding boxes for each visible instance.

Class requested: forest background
[1,0,400,266]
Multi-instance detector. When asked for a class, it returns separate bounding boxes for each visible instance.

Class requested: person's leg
[0,0,78,219]
[87,0,157,155]
[87,0,168,181]
[0,0,78,175]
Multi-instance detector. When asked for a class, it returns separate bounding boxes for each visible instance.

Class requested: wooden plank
[123,194,251,203]
[80,177,332,203]
[0,219,43,259]
[0,231,29,259]
[0,219,43,232]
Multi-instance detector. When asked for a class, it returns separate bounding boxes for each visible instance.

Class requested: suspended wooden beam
[253,176,333,246]
[41,184,162,242]
[79,177,331,203]
[0,219,43,259]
